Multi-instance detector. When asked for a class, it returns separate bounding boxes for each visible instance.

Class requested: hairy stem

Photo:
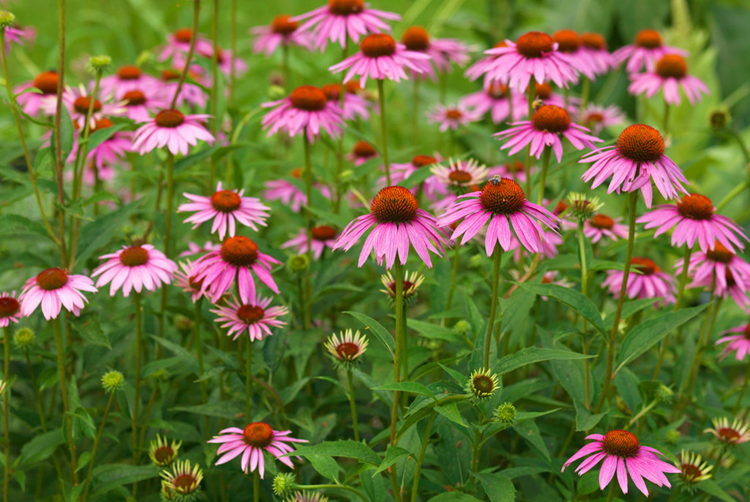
[654,245,692,379]
[377,79,391,186]
[82,392,115,502]
[484,245,504,369]
[170,0,202,109]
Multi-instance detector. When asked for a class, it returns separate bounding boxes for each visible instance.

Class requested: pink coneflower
[191,236,281,304]
[494,104,601,162]
[292,0,400,52]
[120,88,167,122]
[381,155,446,200]
[580,104,625,135]
[174,260,206,302]
[638,193,747,253]
[333,186,448,268]
[324,329,369,365]
[261,85,344,142]
[682,243,750,309]
[603,257,675,306]
[553,29,597,80]
[321,81,375,121]
[14,70,58,116]
[262,167,332,213]
[178,182,270,240]
[399,26,471,80]
[579,33,615,76]
[252,15,314,56]
[132,109,214,156]
[431,158,488,190]
[580,124,689,208]
[562,430,681,496]
[179,241,222,258]
[487,160,534,185]
[19,268,97,320]
[584,213,628,243]
[98,65,160,100]
[211,295,288,341]
[551,199,578,231]
[347,140,378,166]
[628,54,709,106]
[459,83,526,124]
[282,226,338,260]
[92,244,178,297]
[525,82,577,115]
[704,417,750,445]
[0,292,20,328]
[85,118,133,169]
[200,47,248,78]
[49,85,125,129]
[716,322,750,361]
[208,422,306,477]
[3,24,35,53]
[467,32,578,92]
[437,177,558,256]
[158,69,208,108]
[426,103,482,132]
[158,28,214,63]
[329,33,430,86]
[613,29,688,74]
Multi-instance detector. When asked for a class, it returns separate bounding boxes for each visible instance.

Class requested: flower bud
[494,402,516,424]
[273,473,296,497]
[101,370,125,394]
[452,320,471,336]
[13,327,35,348]
[288,254,309,273]
[0,12,15,30]
[88,55,112,74]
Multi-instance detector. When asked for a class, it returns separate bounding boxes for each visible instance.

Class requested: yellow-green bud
[452,320,471,336]
[101,370,125,394]
[288,254,309,273]
[273,473,296,497]
[268,85,287,100]
[709,109,730,129]
[494,402,516,424]
[13,327,35,348]
[0,12,15,30]
[88,55,112,74]
[174,314,194,334]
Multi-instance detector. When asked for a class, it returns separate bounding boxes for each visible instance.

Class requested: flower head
[158,69,208,108]
[263,168,332,213]
[132,109,214,156]
[210,294,288,342]
[101,370,125,394]
[174,260,207,302]
[287,254,310,273]
[467,368,499,400]
[431,158,488,191]
[704,417,750,445]
[99,65,160,100]
[603,257,675,307]
[160,459,203,502]
[0,291,20,328]
[19,268,97,320]
[208,423,307,478]
[494,402,516,424]
[251,15,314,56]
[426,103,482,132]
[675,451,712,491]
[629,54,709,105]
[347,140,378,166]
[459,82,526,124]
[149,435,182,467]
[324,329,369,366]
[13,70,59,116]
[13,327,34,348]
[273,473,297,498]
[286,492,329,502]
[580,124,689,208]
[400,26,472,80]
[579,32,615,76]
[282,226,338,261]
[380,270,425,303]
[716,322,750,361]
[321,81,375,121]
[613,29,688,74]
[566,192,603,222]
[262,85,344,142]
[680,241,750,308]
[553,29,598,80]
[92,244,178,297]
[51,85,125,129]
[584,214,628,243]
[562,430,681,496]
[580,104,625,135]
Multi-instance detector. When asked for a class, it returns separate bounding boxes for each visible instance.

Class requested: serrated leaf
[344,311,395,358]
[288,440,382,466]
[91,464,160,496]
[372,446,412,476]
[435,402,466,427]
[373,382,437,399]
[493,347,592,375]
[70,311,111,349]
[14,429,65,467]
[518,283,605,334]
[474,472,516,502]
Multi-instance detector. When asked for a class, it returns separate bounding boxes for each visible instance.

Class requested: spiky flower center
[676,194,713,220]
[448,170,472,183]
[631,257,659,275]
[73,96,102,114]
[635,29,662,49]
[681,464,703,480]
[487,82,508,99]
[589,214,614,230]
[656,54,688,80]
[123,90,146,106]
[312,225,337,241]
[345,80,363,94]
[472,375,495,395]
[172,474,198,493]
[91,118,114,133]
[402,26,430,52]
[290,167,303,179]
[581,32,605,50]
[361,33,397,58]
[535,82,553,100]
[587,112,605,123]
[271,15,298,35]
[221,236,259,266]
[616,124,665,163]
[211,190,242,213]
[353,140,376,158]
[532,104,570,133]
[243,422,274,447]
[412,155,437,168]
[371,186,419,223]
[445,109,463,120]
[174,28,193,43]
[328,0,364,15]
[154,446,176,465]
[154,109,186,128]
[36,268,69,291]
[120,246,150,267]
[480,178,526,214]
[336,342,360,359]
[161,70,181,82]
[33,71,59,94]
[706,242,733,264]
[515,31,554,58]
[117,65,142,80]
[0,297,20,318]
[290,85,327,111]
[237,305,265,325]
[601,430,640,458]
[717,428,741,441]
[553,29,581,53]
[321,83,342,101]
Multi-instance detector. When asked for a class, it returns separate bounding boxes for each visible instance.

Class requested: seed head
[494,402,516,424]
[273,473,297,497]
[101,370,125,394]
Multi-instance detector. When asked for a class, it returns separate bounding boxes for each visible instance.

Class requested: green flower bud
[268,85,287,100]
[101,370,125,394]
[88,55,112,73]
[173,314,194,334]
[273,472,296,498]
[452,320,471,336]
[665,429,681,444]
[288,254,309,273]
[0,12,15,30]
[655,383,674,403]
[709,108,730,130]
[494,402,516,424]
[13,327,35,348]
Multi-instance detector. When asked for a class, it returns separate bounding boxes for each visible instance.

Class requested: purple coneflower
[82,118,133,169]
[48,85,125,129]
[716,322,750,361]
[211,295,288,342]
[179,241,222,258]
[158,27,213,63]
[120,88,167,122]
[98,65,160,100]
[132,109,214,156]
[14,70,58,116]
[431,158,488,190]
[347,140,378,166]
[321,81,375,121]
[399,26,471,80]
[251,15,313,56]
[282,226,338,260]
[579,32,615,76]
[629,54,708,106]
[680,241,750,298]
[324,329,369,365]
[0,292,20,328]
[613,29,687,74]
[580,104,625,134]
[19,268,97,320]
[174,260,206,303]
[508,229,562,260]
[603,257,675,306]
[553,29,597,80]
[704,417,750,445]
[262,167,332,213]
[459,82,526,124]
[584,213,628,243]
[157,69,208,108]
[426,103,482,132]
[261,85,344,142]
[92,245,178,297]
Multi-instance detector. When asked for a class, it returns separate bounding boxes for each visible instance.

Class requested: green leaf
[574,400,606,431]
[69,311,111,349]
[407,318,465,344]
[614,304,709,375]
[91,464,160,496]
[59,105,75,163]
[474,472,516,502]
[171,400,244,419]
[76,452,92,473]
[428,493,484,502]
[604,297,661,329]
[74,200,141,266]
[84,123,129,152]
[512,420,550,461]
[435,402,466,427]
[14,429,65,467]
[373,382,437,399]
[307,455,339,482]
[289,441,382,466]
[305,204,353,230]
[493,347,592,375]
[0,214,51,239]
[344,311,395,358]
[518,283,605,335]
[372,446,412,476]
[697,479,736,502]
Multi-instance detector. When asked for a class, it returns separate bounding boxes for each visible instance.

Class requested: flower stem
[412,77,420,145]
[524,80,536,197]
[132,293,142,471]
[53,316,77,483]
[246,338,253,421]
[409,411,436,502]
[686,296,723,397]
[654,245,692,379]
[484,245,504,369]
[445,246,460,312]
[3,327,9,502]
[577,221,591,406]
[54,0,69,266]
[303,135,313,330]
[604,481,617,502]
[715,180,748,212]
[194,299,210,438]
[170,0,202,109]
[346,369,360,442]
[333,42,349,214]
[253,470,260,502]
[377,79,391,186]
[536,146,551,205]
[390,261,405,502]
[82,391,115,502]
[229,0,237,108]
[208,0,220,190]
[595,190,638,413]
[733,363,750,413]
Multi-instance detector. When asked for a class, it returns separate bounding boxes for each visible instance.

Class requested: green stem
[595,190,638,413]
[346,369,360,441]
[82,392,115,502]
[536,146,551,205]
[715,180,748,212]
[445,246,460,312]
[733,364,750,413]
[194,299,210,438]
[246,338,253,421]
[577,221,590,407]
[484,245,503,369]
[377,79,391,186]
[3,327,9,502]
[208,0,219,190]
[686,296,722,397]
[605,481,617,502]
[412,77,420,145]
[654,245,692,379]
[170,0,202,109]
[333,43,348,214]
[410,411,436,502]
[253,470,260,502]
[627,399,658,427]
[303,135,313,330]
[53,0,69,266]
[295,484,370,502]
[132,293,142,471]
[23,349,46,432]
[53,316,77,483]
[524,80,536,197]
[229,0,237,108]
[164,152,176,257]
[390,261,405,502]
